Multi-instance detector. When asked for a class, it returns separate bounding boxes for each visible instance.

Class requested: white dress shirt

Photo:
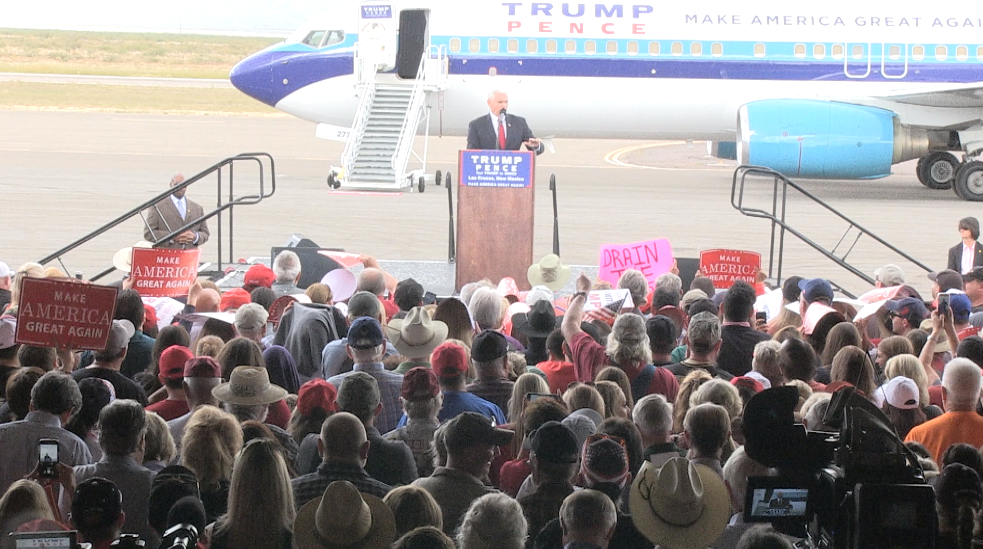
[963,242,976,274]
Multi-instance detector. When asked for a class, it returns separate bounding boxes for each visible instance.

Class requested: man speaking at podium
[467,90,544,154]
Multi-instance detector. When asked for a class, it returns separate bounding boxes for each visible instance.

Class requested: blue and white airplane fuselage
[231,0,983,196]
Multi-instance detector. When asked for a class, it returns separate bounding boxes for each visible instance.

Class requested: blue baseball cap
[885,297,929,325]
[798,278,833,303]
[347,317,385,349]
[949,293,972,323]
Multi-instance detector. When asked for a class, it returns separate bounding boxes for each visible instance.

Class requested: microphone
[161,496,206,549]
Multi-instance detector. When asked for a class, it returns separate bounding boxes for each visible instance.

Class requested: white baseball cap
[0,262,10,279]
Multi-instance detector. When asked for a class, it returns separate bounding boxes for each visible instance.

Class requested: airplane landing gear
[954,161,983,201]
[916,152,959,190]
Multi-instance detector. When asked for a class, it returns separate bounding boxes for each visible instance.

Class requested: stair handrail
[39,153,276,281]
[731,165,932,291]
[342,78,377,177]
[391,47,437,175]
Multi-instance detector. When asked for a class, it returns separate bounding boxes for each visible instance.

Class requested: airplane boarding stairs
[345,84,415,188]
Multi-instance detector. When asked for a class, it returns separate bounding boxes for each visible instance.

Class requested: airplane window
[912,45,924,60]
[469,38,480,53]
[607,41,618,55]
[449,38,461,53]
[527,40,538,54]
[754,43,765,58]
[711,42,723,57]
[322,31,345,47]
[690,42,702,57]
[813,44,826,59]
[978,46,983,61]
[888,45,900,60]
[831,44,844,59]
[303,31,326,48]
[852,45,863,59]
[565,40,576,54]
[546,39,557,54]
[627,41,638,55]
[507,39,518,53]
[794,44,806,58]
[648,41,660,56]
[956,45,968,61]
[585,40,597,54]
[672,42,683,56]
[935,45,947,61]
[488,38,500,53]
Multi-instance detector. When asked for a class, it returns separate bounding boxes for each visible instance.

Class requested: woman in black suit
[948,217,983,274]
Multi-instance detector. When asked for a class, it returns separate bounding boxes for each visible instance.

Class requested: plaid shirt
[291,461,392,509]
[466,377,515,415]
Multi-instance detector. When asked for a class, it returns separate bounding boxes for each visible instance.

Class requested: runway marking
[330,190,403,196]
[603,141,734,172]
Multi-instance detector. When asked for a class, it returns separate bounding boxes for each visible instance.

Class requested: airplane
[230,0,983,199]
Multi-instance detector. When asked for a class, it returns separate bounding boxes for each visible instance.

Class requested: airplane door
[396,9,429,79]
[843,43,871,78]
[358,1,398,74]
[881,43,909,79]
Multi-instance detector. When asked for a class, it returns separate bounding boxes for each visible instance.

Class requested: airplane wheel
[326,173,336,188]
[418,175,426,193]
[916,152,958,190]
[435,170,443,187]
[953,161,983,201]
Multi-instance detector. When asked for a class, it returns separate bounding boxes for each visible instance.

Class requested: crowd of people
[1,216,983,549]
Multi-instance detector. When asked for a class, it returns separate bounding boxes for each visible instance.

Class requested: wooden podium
[456,150,535,292]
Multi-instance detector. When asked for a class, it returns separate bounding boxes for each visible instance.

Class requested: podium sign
[456,150,535,292]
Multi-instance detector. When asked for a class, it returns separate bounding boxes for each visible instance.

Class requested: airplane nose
[230,53,279,107]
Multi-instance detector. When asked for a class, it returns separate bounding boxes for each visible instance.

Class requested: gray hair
[99,400,148,457]
[223,402,269,423]
[469,287,503,330]
[457,493,527,549]
[30,371,82,415]
[350,344,385,364]
[722,446,774,513]
[356,268,387,296]
[800,392,834,432]
[559,489,617,539]
[655,272,683,297]
[690,379,743,420]
[942,358,983,408]
[487,89,506,100]
[688,312,722,355]
[683,402,731,456]
[617,270,649,308]
[752,340,781,372]
[460,281,493,311]
[633,394,673,436]
[607,313,652,365]
[272,250,301,283]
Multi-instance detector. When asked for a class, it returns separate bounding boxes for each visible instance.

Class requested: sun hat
[629,457,730,549]
[527,254,571,292]
[294,481,396,549]
[212,366,287,406]
[384,307,448,358]
[112,241,153,273]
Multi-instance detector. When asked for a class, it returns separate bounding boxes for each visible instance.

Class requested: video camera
[742,386,938,549]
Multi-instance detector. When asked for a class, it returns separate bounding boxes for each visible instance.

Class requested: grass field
[0,28,283,112]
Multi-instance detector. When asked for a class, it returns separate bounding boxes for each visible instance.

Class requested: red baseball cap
[183,356,222,379]
[296,379,338,416]
[431,342,468,378]
[731,376,764,394]
[243,264,276,291]
[401,367,439,401]
[220,288,251,312]
[159,346,194,381]
[143,304,158,329]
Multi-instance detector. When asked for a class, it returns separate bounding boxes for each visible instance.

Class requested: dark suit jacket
[144,196,210,248]
[467,113,544,154]
[947,241,983,272]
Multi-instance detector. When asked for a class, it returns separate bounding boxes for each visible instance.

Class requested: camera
[742,386,938,549]
[161,523,199,549]
[938,292,951,317]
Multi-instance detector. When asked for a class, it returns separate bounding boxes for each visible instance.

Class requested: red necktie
[498,118,506,150]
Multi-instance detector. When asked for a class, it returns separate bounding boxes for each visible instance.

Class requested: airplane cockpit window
[956,46,968,61]
[303,31,327,47]
[322,31,344,47]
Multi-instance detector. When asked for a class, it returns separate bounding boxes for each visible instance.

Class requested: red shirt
[957,326,980,340]
[145,398,190,421]
[265,398,291,429]
[498,458,532,498]
[536,360,577,395]
[569,332,680,402]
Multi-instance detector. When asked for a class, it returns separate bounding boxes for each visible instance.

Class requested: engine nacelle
[737,99,936,180]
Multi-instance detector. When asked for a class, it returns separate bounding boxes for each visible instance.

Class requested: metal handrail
[731,165,932,290]
[39,153,276,281]
[390,47,437,174]
[341,82,376,176]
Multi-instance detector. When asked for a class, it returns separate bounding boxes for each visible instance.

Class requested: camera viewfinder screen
[39,444,57,463]
[749,488,809,518]
[14,536,73,548]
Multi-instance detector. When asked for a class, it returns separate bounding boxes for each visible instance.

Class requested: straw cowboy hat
[527,254,571,292]
[211,366,287,406]
[294,481,396,549]
[629,457,730,549]
[384,306,448,358]
[112,241,153,273]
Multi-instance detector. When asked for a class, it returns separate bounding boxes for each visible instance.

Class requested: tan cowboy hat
[629,457,730,549]
[527,254,571,292]
[112,241,153,273]
[294,481,396,549]
[211,366,287,406]
[384,306,448,358]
